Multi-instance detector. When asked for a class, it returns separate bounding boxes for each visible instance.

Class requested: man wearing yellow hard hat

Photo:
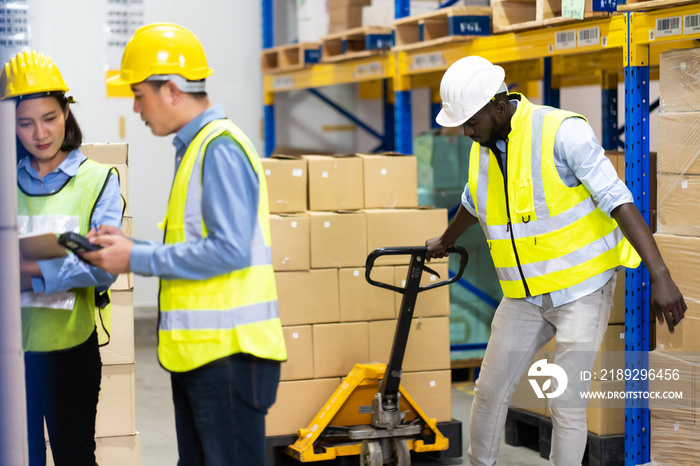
[1,50,123,466]
[84,23,286,465]
[426,56,687,465]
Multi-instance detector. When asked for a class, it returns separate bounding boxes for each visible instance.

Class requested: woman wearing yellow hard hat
[1,50,124,466]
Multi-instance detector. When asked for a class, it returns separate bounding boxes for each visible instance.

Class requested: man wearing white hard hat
[427,56,686,465]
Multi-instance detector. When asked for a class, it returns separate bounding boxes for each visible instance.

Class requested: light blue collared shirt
[18,149,122,294]
[461,99,634,307]
[129,105,259,280]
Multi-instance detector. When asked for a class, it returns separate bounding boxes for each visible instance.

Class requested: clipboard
[19,233,69,261]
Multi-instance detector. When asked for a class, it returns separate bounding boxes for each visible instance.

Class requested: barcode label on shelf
[410,52,445,71]
[555,30,576,50]
[577,27,600,47]
[353,61,384,79]
[272,75,294,90]
[684,13,700,35]
[656,16,682,37]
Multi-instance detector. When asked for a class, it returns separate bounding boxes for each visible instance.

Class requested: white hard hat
[436,56,507,128]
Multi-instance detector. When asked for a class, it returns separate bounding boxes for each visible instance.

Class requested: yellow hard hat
[1,50,69,100]
[107,22,213,87]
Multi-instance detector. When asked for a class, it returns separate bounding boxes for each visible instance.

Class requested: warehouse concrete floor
[134,315,548,466]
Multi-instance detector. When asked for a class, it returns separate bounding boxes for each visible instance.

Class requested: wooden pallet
[451,357,482,382]
[617,0,699,12]
[493,0,613,34]
[320,26,393,63]
[261,43,321,74]
[505,407,625,466]
[392,6,492,52]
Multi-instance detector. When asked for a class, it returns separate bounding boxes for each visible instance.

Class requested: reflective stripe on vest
[468,94,641,298]
[17,159,114,351]
[158,119,287,372]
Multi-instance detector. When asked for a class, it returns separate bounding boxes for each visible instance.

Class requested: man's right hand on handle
[426,236,452,261]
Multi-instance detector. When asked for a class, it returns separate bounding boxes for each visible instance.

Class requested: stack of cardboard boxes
[649,47,700,464]
[262,153,454,437]
[47,144,140,465]
[297,0,330,43]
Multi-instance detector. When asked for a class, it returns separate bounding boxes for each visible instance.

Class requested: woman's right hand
[425,236,451,261]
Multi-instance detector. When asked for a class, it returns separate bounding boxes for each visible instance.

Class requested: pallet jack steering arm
[365,246,468,416]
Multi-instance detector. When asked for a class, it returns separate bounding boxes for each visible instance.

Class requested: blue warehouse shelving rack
[262,1,700,464]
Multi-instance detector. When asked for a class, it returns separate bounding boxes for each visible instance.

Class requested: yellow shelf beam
[264,54,394,93]
[397,15,627,76]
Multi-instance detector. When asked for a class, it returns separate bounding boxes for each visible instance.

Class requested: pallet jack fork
[285,246,468,465]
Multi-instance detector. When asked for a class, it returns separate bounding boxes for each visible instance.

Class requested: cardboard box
[112,163,129,216]
[281,325,314,381]
[275,269,340,325]
[270,213,310,271]
[313,322,369,378]
[364,208,448,266]
[651,414,700,464]
[47,433,141,466]
[400,370,452,422]
[357,153,418,209]
[656,299,700,351]
[266,378,341,436]
[592,324,626,377]
[100,289,135,365]
[656,173,700,237]
[609,270,625,325]
[649,350,696,423]
[308,211,367,268]
[261,157,308,213]
[586,380,625,436]
[81,143,128,165]
[657,112,700,175]
[95,363,136,438]
[655,233,700,303]
[339,267,396,321]
[328,5,364,32]
[305,155,364,211]
[369,317,450,371]
[393,262,450,318]
[660,48,700,113]
[111,215,134,290]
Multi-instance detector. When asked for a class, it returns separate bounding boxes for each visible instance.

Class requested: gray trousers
[468,276,616,466]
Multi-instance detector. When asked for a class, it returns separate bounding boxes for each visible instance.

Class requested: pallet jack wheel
[360,440,383,466]
[391,438,410,465]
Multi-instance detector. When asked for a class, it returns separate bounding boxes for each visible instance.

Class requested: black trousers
[25,330,102,466]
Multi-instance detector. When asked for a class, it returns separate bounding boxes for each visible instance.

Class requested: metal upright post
[383,80,396,152]
[543,57,560,108]
[602,70,620,150]
[0,99,28,466]
[623,12,651,466]
[262,0,275,157]
[431,86,441,129]
[394,0,412,154]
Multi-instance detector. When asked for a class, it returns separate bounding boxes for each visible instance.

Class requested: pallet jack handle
[364,246,468,293]
[364,246,468,415]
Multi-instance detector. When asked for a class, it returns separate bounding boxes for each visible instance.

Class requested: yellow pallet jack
[285,246,468,466]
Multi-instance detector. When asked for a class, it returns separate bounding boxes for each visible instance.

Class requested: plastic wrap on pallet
[660,48,700,114]
[648,351,700,464]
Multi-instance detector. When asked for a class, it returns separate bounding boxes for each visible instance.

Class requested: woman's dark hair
[15,93,82,164]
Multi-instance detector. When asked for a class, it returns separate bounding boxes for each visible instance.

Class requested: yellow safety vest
[158,118,286,372]
[18,158,117,352]
[468,94,640,298]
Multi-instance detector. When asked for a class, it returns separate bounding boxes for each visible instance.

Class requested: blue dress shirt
[129,105,260,280]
